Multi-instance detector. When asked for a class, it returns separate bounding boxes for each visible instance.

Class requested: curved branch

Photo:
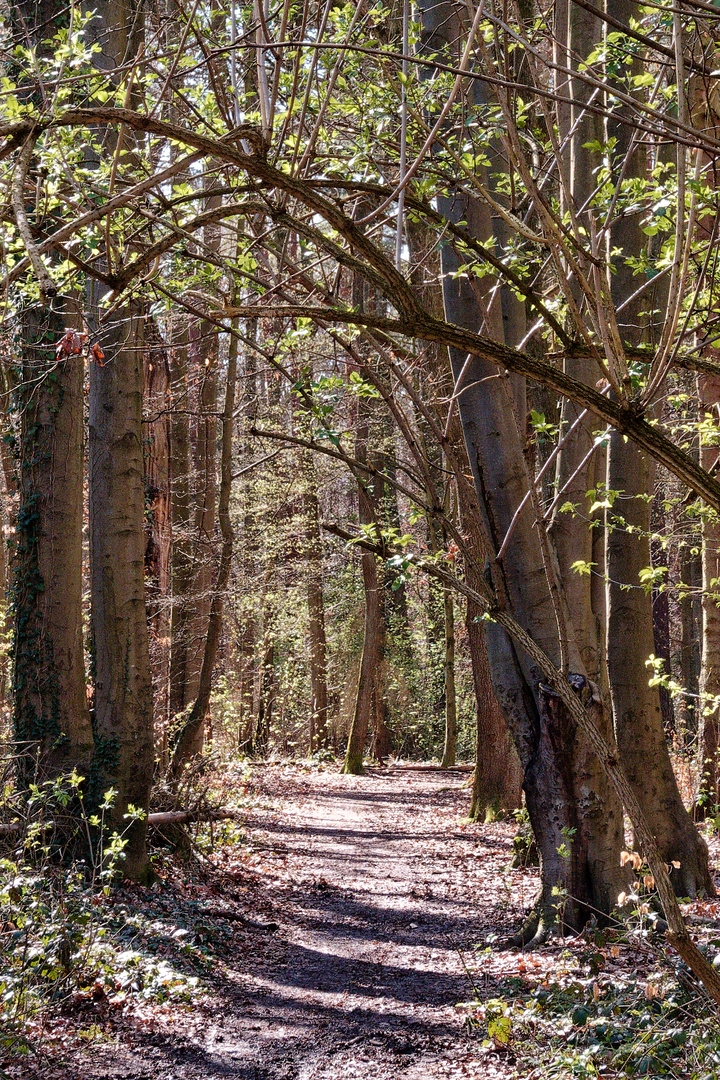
[11,133,57,301]
[224,301,720,510]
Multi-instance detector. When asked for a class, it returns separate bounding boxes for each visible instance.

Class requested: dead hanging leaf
[592,981,600,1001]
[91,343,106,366]
[643,874,655,891]
[617,891,628,907]
[620,850,643,871]
[56,328,87,358]
[645,983,658,1000]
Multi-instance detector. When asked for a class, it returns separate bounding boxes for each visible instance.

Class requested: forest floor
[9,763,720,1080]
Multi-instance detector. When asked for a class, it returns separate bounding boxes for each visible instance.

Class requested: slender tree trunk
[342,404,385,775]
[678,545,701,736]
[237,323,259,752]
[440,586,457,767]
[342,540,382,775]
[168,318,218,749]
[697,373,720,811]
[170,323,237,778]
[256,639,275,754]
[651,532,674,733]
[168,326,196,726]
[548,0,606,687]
[303,451,329,752]
[607,444,712,893]
[606,0,712,894]
[143,318,172,768]
[690,68,720,813]
[342,262,388,774]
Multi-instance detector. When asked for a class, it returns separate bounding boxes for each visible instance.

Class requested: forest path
[186,766,526,1080]
[30,766,535,1080]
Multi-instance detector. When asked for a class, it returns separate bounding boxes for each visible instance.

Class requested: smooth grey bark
[418,0,626,940]
[607,439,712,893]
[405,219,522,810]
[548,0,606,684]
[606,0,712,894]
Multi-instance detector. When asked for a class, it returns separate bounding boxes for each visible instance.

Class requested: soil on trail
[23,766,536,1080]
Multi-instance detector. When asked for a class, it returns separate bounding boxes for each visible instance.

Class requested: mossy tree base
[341,754,364,775]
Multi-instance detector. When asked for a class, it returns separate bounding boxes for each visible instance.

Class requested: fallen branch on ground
[0,808,240,836]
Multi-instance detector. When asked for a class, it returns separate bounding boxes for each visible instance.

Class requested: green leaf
[487,1014,511,1044]
[570,560,596,576]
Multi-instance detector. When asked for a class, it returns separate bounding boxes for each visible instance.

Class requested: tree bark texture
[605,1,712,894]
[342,409,385,774]
[440,586,457,768]
[89,304,154,880]
[168,319,218,751]
[418,0,627,940]
[697,372,720,811]
[13,307,93,783]
[406,218,522,809]
[303,451,329,752]
[143,318,172,766]
[170,321,237,778]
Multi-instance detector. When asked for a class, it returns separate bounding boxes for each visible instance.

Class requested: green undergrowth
[0,762,261,1058]
[464,929,720,1078]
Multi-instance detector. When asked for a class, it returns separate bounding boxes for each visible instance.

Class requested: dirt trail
[30,767,531,1079]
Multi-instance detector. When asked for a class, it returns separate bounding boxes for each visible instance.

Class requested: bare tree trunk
[89,303,154,881]
[417,0,627,941]
[10,1,93,786]
[256,638,275,755]
[168,318,218,751]
[342,406,384,774]
[606,0,712,894]
[651,532,674,733]
[237,323,259,752]
[168,328,193,728]
[698,372,720,812]
[170,324,237,778]
[440,587,457,768]
[303,451,329,752]
[607,443,712,893]
[13,307,93,784]
[468,612,523,820]
[143,319,172,768]
[406,214,522,808]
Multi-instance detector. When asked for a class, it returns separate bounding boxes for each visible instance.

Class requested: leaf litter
[6,763,720,1079]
